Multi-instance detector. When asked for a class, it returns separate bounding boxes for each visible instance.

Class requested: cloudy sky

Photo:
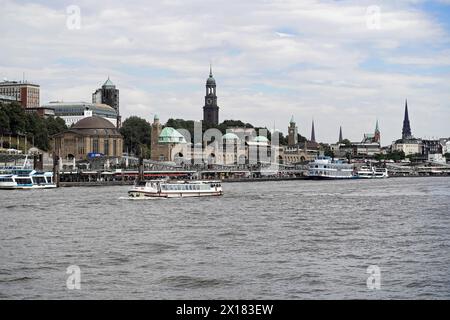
[1,0,449,144]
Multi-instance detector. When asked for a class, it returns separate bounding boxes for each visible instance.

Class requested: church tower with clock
[203,65,219,125]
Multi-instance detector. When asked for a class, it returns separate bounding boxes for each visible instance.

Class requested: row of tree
[0,102,67,151]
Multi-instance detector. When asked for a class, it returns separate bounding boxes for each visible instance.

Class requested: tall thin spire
[402,99,412,140]
[374,119,381,143]
[339,126,343,143]
[209,63,212,77]
[290,115,295,124]
[311,119,316,143]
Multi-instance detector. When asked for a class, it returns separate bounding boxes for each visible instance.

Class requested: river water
[1,177,449,299]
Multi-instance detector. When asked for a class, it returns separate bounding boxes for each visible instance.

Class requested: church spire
[374,119,381,143]
[311,119,316,143]
[339,126,343,143]
[203,64,219,125]
[290,115,295,124]
[402,99,412,140]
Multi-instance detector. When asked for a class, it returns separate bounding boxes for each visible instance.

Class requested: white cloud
[0,0,449,144]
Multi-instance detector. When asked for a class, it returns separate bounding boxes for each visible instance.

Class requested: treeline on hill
[120,116,308,157]
[0,102,67,151]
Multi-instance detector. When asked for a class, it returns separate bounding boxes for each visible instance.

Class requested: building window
[77,137,85,155]
[93,138,99,153]
[113,140,117,156]
[104,139,109,156]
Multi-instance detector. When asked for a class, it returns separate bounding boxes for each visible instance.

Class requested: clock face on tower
[206,98,213,105]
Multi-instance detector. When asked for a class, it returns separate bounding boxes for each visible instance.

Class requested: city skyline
[1,0,450,144]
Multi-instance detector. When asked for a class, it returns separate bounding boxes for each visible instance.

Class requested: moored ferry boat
[307,157,356,179]
[356,166,389,179]
[128,179,223,198]
[0,168,57,189]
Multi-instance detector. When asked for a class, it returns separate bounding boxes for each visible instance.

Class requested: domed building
[51,116,123,161]
[150,115,188,162]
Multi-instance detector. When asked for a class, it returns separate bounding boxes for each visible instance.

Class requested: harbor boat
[128,179,223,198]
[307,156,356,179]
[356,166,389,179]
[0,168,57,189]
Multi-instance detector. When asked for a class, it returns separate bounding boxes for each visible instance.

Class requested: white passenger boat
[0,168,57,189]
[128,179,223,198]
[356,166,389,179]
[307,157,356,179]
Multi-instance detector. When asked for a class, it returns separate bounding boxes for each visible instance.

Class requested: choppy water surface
[1,177,449,299]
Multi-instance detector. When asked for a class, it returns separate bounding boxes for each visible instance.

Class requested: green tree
[386,150,405,161]
[25,113,49,150]
[320,143,334,158]
[120,116,152,156]
[46,116,67,135]
[0,106,10,134]
[341,139,352,146]
[4,102,26,134]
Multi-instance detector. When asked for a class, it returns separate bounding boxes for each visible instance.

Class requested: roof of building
[158,127,187,144]
[206,65,216,85]
[222,133,240,141]
[42,101,117,117]
[72,116,116,129]
[102,77,115,88]
[254,136,269,142]
[52,116,121,138]
[290,115,295,124]
[0,81,39,87]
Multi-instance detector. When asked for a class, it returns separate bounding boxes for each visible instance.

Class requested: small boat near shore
[0,168,57,189]
[128,179,223,198]
[356,166,389,179]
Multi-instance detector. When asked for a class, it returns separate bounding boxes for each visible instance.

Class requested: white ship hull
[0,168,56,190]
[357,167,389,179]
[129,190,223,198]
[128,180,223,198]
[307,157,356,180]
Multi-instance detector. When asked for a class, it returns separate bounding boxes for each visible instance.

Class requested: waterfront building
[281,142,318,164]
[421,139,443,156]
[440,138,450,154]
[203,66,219,125]
[0,80,40,108]
[351,120,381,157]
[361,120,381,144]
[392,100,422,156]
[42,101,118,127]
[281,117,319,164]
[392,141,422,156]
[92,77,120,127]
[150,115,187,162]
[51,116,123,161]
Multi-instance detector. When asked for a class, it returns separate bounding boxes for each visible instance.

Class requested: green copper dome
[254,136,269,142]
[158,127,187,144]
[222,133,240,141]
